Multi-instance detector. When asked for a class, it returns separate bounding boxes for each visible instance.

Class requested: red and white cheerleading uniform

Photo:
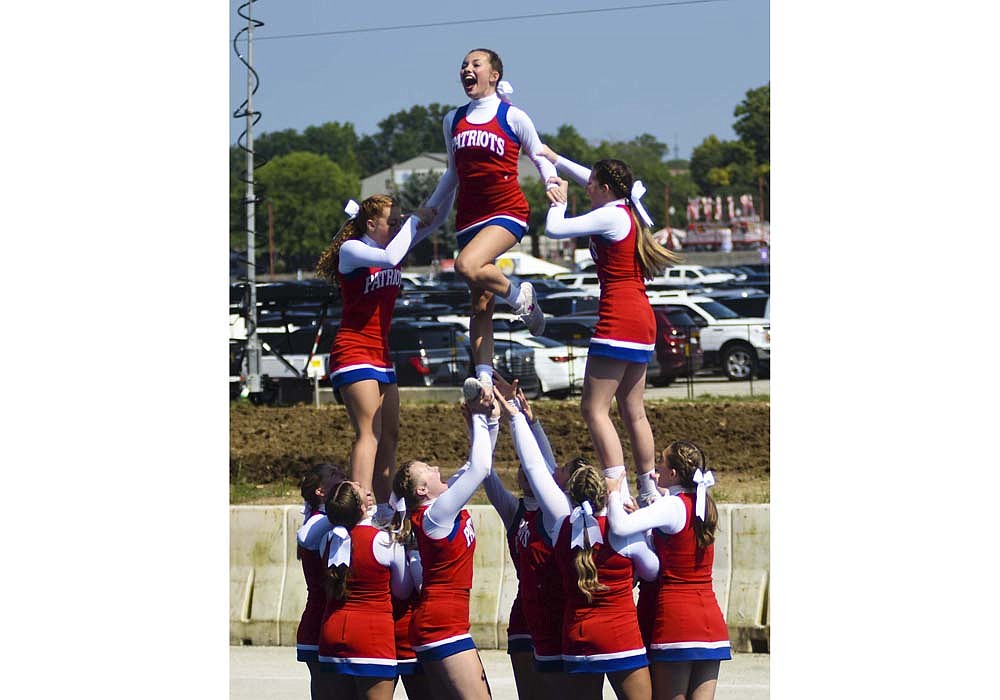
[327,208,450,388]
[507,411,659,675]
[515,505,565,671]
[545,157,656,364]
[407,413,493,661]
[425,94,557,248]
[607,488,732,663]
[553,515,652,674]
[318,520,412,678]
[295,506,333,663]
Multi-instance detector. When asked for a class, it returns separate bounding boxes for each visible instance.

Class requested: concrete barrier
[231,504,770,651]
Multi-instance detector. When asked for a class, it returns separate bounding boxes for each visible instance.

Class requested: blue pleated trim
[414,636,477,661]
[456,217,527,247]
[587,341,653,364]
[296,648,318,663]
[647,645,732,663]
[318,658,398,678]
[395,658,422,677]
[330,366,396,388]
[564,651,649,674]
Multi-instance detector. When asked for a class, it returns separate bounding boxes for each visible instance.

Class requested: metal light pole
[243,2,261,394]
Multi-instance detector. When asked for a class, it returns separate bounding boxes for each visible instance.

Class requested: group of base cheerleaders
[294,47,732,700]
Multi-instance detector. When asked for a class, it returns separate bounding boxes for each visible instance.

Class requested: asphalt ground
[230,647,769,699]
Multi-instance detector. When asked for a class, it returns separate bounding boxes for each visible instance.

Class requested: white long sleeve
[528,419,558,473]
[373,530,414,599]
[425,413,492,538]
[555,155,592,187]
[297,512,333,552]
[510,412,569,543]
[608,529,660,581]
[545,199,632,242]
[607,489,687,537]
[338,217,419,272]
[426,95,557,210]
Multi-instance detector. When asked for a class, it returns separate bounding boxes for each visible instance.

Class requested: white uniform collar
[469,93,500,108]
[667,484,689,496]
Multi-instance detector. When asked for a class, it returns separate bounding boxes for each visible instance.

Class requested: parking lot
[230,263,769,404]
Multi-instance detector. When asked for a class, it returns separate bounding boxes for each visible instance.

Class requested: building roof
[360,151,542,199]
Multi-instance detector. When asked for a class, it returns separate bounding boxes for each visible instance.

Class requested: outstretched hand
[492,373,517,401]
[493,385,520,418]
[412,206,437,227]
[515,385,535,424]
[546,178,569,206]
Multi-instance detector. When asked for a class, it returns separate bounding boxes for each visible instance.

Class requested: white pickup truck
[659,265,737,286]
[648,293,769,380]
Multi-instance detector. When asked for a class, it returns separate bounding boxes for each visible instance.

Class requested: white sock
[637,470,659,501]
[502,280,521,308]
[603,466,632,501]
[475,364,494,386]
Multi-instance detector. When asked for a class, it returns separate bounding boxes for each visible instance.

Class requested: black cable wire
[253,0,731,41]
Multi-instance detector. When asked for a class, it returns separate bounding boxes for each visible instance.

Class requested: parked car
[659,265,736,287]
[540,291,600,317]
[552,272,602,294]
[648,294,769,380]
[491,338,542,398]
[387,320,470,387]
[491,324,587,396]
[702,288,770,318]
[650,308,705,385]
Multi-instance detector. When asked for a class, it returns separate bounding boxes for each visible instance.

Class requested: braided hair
[324,481,364,601]
[664,440,718,549]
[591,159,681,279]
[315,194,395,285]
[566,465,610,603]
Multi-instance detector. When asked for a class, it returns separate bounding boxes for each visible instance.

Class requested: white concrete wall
[231,504,770,651]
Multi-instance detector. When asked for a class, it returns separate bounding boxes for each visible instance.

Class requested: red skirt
[646,584,731,662]
[319,604,397,678]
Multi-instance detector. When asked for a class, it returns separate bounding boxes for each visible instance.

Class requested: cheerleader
[295,463,347,699]
[317,480,414,700]
[390,397,497,699]
[538,145,680,508]
[316,195,447,506]
[424,48,558,397]
[497,388,659,700]
[605,442,731,700]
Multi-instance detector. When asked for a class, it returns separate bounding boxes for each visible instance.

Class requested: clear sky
[229,0,769,160]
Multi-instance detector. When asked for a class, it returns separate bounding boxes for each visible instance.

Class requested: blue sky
[229,0,769,160]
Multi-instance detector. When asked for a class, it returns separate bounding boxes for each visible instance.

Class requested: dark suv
[388,320,470,386]
[650,308,704,385]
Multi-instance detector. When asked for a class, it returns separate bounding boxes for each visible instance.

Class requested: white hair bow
[497,80,514,104]
[327,526,352,567]
[344,199,360,220]
[630,180,654,228]
[569,500,603,550]
[693,468,715,521]
[388,492,407,513]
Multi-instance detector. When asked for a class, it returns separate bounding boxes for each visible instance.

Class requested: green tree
[251,152,360,264]
[733,83,769,167]
[396,171,456,264]
[360,103,457,173]
[689,135,756,197]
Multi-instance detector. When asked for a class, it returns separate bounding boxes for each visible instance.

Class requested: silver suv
[648,292,769,380]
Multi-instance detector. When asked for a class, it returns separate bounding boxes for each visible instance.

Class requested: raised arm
[507,106,558,184]
[423,112,460,211]
[554,154,592,187]
[545,195,632,240]
[373,532,415,599]
[426,413,492,532]
[607,489,686,538]
[506,407,569,542]
[338,212,430,272]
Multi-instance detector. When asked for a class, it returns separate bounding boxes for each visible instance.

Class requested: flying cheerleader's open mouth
[462,74,477,89]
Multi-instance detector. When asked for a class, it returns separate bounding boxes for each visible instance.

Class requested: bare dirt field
[230,398,769,505]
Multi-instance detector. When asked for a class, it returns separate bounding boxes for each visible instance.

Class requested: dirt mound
[230,400,769,504]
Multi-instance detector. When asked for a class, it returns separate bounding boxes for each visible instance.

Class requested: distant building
[360,152,540,199]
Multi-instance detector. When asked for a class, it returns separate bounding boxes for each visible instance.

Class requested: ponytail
[315,194,394,285]
[567,466,610,603]
[664,440,718,549]
[323,482,364,601]
[572,527,608,603]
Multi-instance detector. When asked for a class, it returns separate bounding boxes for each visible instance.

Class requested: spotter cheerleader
[606,441,731,700]
[498,388,659,700]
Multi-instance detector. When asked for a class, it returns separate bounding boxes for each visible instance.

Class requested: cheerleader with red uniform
[390,398,496,699]
[539,146,681,511]
[295,463,347,699]
[317,481,414,700]
[316,195,447,508]
[498,388,659,700]
[424,48,557,399]
[606,441,731,700]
